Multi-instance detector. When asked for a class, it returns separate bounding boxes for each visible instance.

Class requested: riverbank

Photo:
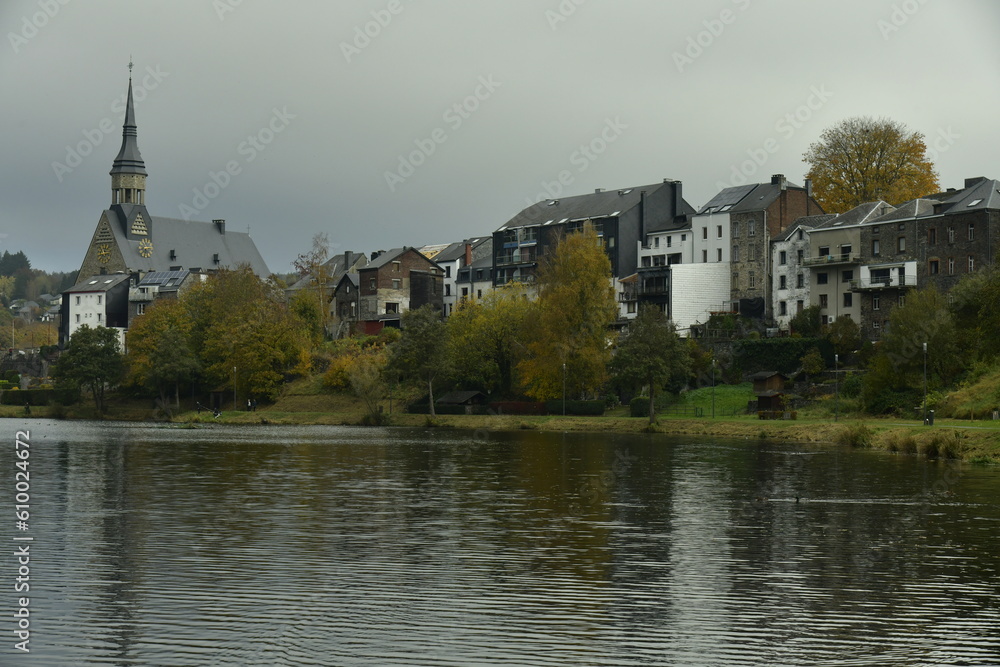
[4,398,999,464]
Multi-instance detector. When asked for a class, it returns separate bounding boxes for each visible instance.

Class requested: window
[385,302,399,314]
[702,227,708,240]
[872,239,880,257]
[732,246,740,262]
[948,257,955,274]
[97,295,102,305]
[627,302,636,314]
[842,270,853,283]
[702,249,708,263]
[969,223,976,241]
[779,275,787,289]
[97,313,102,323]
[654,236,660,248]
[749,272,755,288]
[641,256,651,268]
[75,296,80,305]
[717,225,723,239]
[797,249,804,263]
[897,236,906,253]
[873,296,880,311]
[666,236,672,248]
[477,289,482,299]
[461,287,469,297]
[748,221,756,236]
[137,303,145,315]
[797,229,804,241]
[819,294,828,308]
[822,315,829,326]
[445,266,451,278]
[749,245,757,261]
[898,295,906,307]
[717,248,722,262]
[779,301,787,316]
[369,279,376,290]
[779,250,787,265]
[929,260,939,275]
[796,273,804,288]
[392,261,401,273]
[733,222,740,237]
[840,244,852,259]
[873,320,881,330]
[928,228,937,245]
[898,223,906,231]
[75,314,80,323]
[819,246,830,257]
[652,255,666,267]
[796,300,804,313]
[817,272,828,285]
[392,279,401,289]
[445,284,451,297]
[969,255,975,272]
[843,293,852,308]
[732,272,739,285]
[948,227,955,243]
[681,234,686,242]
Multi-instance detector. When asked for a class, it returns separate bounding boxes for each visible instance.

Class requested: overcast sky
[3,0,998,273]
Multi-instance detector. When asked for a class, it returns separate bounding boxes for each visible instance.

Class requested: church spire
[110,59,147,206]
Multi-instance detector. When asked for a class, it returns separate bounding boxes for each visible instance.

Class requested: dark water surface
[2,419,998,666]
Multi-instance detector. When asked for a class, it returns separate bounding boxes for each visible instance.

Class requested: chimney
[595,188,604,194]
[771,174,787,190]
[213,219,225,234]
[671,180,684,220]
[965,177,988,189]
[805,178,813,197]
[464,242,472,266]
[344,250,352,270]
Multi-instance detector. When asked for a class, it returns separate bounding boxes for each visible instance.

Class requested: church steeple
[110,60,147,206]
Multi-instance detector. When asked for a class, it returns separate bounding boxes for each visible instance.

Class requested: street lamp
[923,342,928,424]
[834,353,839,422]
[233,366,237,412]
[562,362,567,416]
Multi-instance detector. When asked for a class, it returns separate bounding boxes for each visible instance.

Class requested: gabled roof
[773,214,838,241]
[433,237,490,263]
[288,251,368,290]
[868,199,937,223]
[66,273,131,293]
[362,247,440,271]
[498,181,692,231]
[103,205,269,276]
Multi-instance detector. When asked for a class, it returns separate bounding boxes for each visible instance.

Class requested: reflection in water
[3,419,999,666]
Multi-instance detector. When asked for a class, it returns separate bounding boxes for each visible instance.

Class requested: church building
[77,70,269,281]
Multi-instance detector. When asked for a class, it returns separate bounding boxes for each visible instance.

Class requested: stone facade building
[356,248,443,334]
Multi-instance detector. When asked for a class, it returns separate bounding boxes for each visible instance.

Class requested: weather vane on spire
[128,56,134,77]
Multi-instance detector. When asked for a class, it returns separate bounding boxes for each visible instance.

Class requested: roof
[337,272,359,289]
[699,178,808,215]
[288,251,368,290]
[137,270,190,288]
[103,205,270,276]
[937,177,1000,214]
[433,237,490,263]
[772,215,838,242]
[867,199,937,224]
[750,371,787,381]
[417,243,453,260]
[110,77,146,176]
[66,273,131,293]
[362,247,439,271]
[435,390,487,405]
[498,181,692,231]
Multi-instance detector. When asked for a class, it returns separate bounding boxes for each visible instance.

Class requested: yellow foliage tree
[519,224,618,400]
[803,116,939,213]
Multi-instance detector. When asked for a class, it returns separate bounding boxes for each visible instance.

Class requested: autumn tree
[389,304,450,416]
[185,266,310,405]
[292,232,333,338]
[54,325,124,414]
[610,305,689,424]
[804,116,939,212]
[446,284,532,396]
[126,299,200,407]
[789,305,823,338]
[519,224,618,400]
[825,315,862,357]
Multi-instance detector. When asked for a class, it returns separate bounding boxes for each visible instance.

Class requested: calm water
[2,419,999,666]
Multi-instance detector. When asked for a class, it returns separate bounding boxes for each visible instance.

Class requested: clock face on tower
[138,238,154,258]
[97,244,111,264]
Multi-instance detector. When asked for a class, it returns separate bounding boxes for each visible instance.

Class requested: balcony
[803,253,860,267]
[850,275,917,291]
[129,288,156,302]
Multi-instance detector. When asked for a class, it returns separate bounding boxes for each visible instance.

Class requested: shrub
[545,399,605,416]
[836,422,873,448]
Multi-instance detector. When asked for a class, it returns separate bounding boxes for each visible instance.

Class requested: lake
[2,419,999,666]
